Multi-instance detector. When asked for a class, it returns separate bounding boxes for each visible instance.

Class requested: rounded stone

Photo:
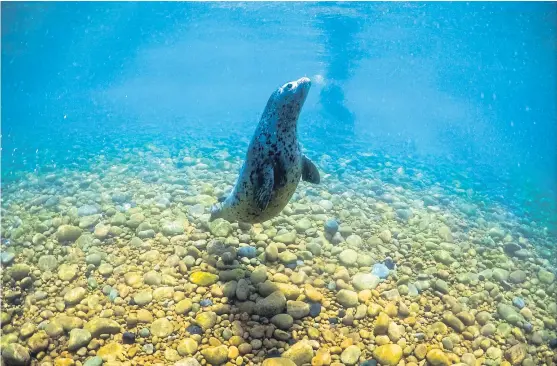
[426,349,450,366]
[201,345,228,365]
[56,225,83,242]
[271,314,294,330]
[2,343,31,365]
[256,291,287,317]
[282,340,314,365]
[68,329,92,351]
[372,344,402,366]
[58,264,78,281]
[150,318,173,337]
[339,249,358,266]
[336,289,359,308]
[262,358,297,366]
[190,271,219,286]
[195,311,217,330]
[175,299,193,314]
[64,287,87,305]
[352,273,380,291]
[177,338,199,356]
[133,291,153,306]
[340,345,361,365]
[286,301,310,319]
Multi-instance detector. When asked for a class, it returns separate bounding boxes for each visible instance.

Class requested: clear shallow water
[2,2,556,231]
[1,2,556,366]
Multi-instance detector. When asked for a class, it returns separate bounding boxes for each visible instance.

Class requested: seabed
[1,141,556,366]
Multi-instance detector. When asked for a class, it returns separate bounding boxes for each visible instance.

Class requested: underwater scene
[1,2,556,366]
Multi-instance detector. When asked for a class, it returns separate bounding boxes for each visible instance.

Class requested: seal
[209,77,320,224]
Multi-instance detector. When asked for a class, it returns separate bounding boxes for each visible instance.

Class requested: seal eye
[286,83,293,90]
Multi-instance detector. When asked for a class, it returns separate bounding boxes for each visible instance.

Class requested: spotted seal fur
[210,77,320,223]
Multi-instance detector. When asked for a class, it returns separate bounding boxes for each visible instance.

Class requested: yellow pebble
[405,316,417,326]
[384,302,398,317]
[358,290,372,303]
[229,336,243,347]
[228,346,239,359]
[340,338,353,349]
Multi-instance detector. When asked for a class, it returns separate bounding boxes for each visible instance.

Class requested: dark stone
[200,299,213,307]
[549,338,557,349]
[238,246,257,259]
[324,219,339,235]
[512,297,525,309]
[265,350,282,358]
[328,317,339,324]
[360,360,377,366]
[504,242,521,255]
[285,262,297,270]
[123,332,135,344]
[384,257,395,270]
[500,280,512,291]
[186,325,203,335]
[309,302,321,318]
[338,309,346,318]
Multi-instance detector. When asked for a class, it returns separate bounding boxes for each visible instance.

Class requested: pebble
[426,349,450,366]
[68,329,92,351]
[201,345,228,365]
[186,325,203,335]
[373,344,403,366]
[512,297,525,309]
[262,358,297,366]
[504,343,527,365]
[1,251,15,265]
[538,269,555,284]
[324,219,339,235]
[340,345,361,365]
[271,314,294,330]
[2,343,31,365]
[336,289,359,308]
[442,313,465,332]
[309,302,322,317]
[256,290,287,317]
[282,340,314,365]
[238,246,257,258]
[64,287,87,305]
[190,271,219,286]
[123,331,136,344]
[265,243,279,262]
[83,356,103,366]
[339,249,358,266]
[56,225,83,242]
[84,318,121,337]
[287,300,310,319]
[509,270,527,284]
[371,263,390,279]
[178,338,199,356]
[195,311,217,330]
[352,273,380,290]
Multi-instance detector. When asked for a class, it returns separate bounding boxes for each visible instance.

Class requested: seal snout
[297,76,311,86]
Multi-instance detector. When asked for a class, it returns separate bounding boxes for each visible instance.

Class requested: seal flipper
[302,155,320,184]
[254,165,274,211]
[217,195,227,203]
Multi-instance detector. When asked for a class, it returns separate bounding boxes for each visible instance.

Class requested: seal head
[210,77,320,223]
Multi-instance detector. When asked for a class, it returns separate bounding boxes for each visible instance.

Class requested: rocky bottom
[1,149,556,366]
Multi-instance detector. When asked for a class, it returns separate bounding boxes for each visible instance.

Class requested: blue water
[2,2,556,228]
